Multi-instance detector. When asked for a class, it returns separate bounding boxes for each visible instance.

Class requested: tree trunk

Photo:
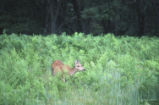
[71,0,82,32]
[44,0,62,34]
[135,0,145,36]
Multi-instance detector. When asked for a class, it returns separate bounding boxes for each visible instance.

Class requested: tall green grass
[0,33,159,105]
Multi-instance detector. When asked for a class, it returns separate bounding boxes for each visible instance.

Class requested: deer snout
[79,67,85,71]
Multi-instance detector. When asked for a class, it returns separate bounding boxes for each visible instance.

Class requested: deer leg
[62,74,66,82]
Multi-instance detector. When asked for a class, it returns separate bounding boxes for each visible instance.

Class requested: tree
[44,0,63,34]
[0,0,159,36]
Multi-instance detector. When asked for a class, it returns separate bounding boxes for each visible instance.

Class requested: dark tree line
[0,0,159,36]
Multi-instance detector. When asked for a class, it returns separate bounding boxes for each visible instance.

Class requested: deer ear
[75,60,79,64]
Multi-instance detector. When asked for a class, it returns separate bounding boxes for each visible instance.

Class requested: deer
[51,60,85,81]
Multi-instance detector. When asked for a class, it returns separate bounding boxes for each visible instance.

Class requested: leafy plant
[0,33,158,105]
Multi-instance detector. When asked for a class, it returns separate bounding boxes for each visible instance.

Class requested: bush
[0,33,158,105]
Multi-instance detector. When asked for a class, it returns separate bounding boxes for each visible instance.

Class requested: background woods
[0,0,159,36]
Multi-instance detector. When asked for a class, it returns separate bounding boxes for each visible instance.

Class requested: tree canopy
[0,0,159,36]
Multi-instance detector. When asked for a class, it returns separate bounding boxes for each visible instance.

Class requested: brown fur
[51,60,85,81]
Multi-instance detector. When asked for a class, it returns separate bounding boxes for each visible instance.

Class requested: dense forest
[0,0,159,36]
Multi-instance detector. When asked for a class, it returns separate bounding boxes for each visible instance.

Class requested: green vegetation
[0,33,159,105]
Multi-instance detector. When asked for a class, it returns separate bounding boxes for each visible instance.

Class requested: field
[0,33,159,105]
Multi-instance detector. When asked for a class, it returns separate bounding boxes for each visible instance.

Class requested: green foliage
[0,33,159,105]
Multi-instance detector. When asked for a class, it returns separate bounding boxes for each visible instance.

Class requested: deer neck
[69,68,78,75]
